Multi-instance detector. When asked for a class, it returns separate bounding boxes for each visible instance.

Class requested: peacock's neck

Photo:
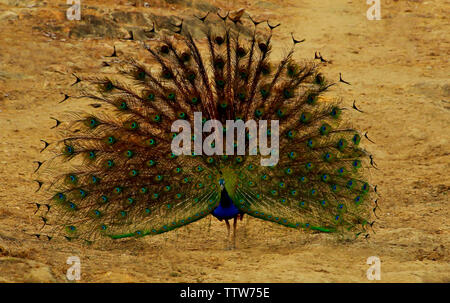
[219,187,234,208]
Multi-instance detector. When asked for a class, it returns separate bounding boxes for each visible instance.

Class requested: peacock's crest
[33,10,378,244]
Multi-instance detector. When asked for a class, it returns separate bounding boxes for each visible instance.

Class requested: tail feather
[33,11,376,242]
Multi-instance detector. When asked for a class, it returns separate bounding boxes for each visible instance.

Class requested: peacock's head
[217,168,238,197]
[219,178,225,189]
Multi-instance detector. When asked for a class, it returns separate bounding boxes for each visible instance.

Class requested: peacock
[33,10,377,247]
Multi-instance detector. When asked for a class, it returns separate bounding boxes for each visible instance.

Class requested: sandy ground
[0,0,448,282]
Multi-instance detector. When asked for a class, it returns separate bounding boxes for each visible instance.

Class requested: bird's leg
[232,217,237,248]
[225,219,231,247]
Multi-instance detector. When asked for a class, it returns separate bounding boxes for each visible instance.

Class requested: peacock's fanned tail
[34,12,376,242]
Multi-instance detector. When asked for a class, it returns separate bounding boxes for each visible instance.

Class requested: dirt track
[0,0,448,282]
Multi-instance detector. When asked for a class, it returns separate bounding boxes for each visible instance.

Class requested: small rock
[194,0,218,12]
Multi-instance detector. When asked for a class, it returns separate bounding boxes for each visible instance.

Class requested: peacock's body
[34,11,376,245]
